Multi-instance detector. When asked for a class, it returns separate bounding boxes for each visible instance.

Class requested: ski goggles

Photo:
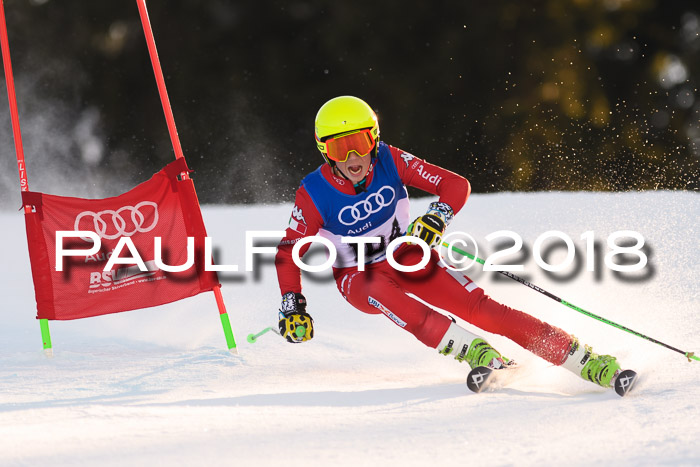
[316,129,377,163]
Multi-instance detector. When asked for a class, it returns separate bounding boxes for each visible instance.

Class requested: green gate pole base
[40,318,53,357]
[219,312,238,355]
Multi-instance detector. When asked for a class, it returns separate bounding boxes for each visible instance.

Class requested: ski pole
[247,325,306,343]
[247,326,278,343]
[441,240,700,363]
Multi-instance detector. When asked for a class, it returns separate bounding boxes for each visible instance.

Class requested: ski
[613,369,638,397]
[466,366,494,393]
[466,365,518,393]
[467,365,639,397]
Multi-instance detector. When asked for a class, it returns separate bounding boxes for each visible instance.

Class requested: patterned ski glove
[407,202,454,249]
[278,292,314,343]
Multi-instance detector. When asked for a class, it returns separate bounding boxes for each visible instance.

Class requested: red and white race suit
[275,142,571,364]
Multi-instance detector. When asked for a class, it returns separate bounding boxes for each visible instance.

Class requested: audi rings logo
[338,186,396,226]
[74,201,159,240]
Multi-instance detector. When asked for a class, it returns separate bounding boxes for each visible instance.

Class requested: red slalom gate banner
[21,157,219,321]
[3,0,237,352]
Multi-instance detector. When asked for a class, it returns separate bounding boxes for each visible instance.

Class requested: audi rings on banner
[74,201,160,240]
[338,186,396,226]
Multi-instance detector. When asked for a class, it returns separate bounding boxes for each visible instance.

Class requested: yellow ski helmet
[315,96,379,164]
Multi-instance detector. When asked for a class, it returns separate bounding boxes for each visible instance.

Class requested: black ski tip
[466,366,494,393]
[614,369,638,397]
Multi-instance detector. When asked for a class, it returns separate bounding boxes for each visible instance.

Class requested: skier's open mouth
[348,165,363,176]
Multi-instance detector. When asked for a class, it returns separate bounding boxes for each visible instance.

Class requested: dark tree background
[1,0,698,207]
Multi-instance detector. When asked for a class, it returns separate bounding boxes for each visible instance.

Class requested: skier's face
[335,150,371,184]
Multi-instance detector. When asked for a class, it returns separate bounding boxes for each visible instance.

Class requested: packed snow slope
[1,191,698,467]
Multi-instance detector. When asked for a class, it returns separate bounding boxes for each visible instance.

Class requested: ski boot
[437,322,509,369]
[561,337,636,396]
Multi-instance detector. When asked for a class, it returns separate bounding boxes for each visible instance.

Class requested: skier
[274,95,625,390]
